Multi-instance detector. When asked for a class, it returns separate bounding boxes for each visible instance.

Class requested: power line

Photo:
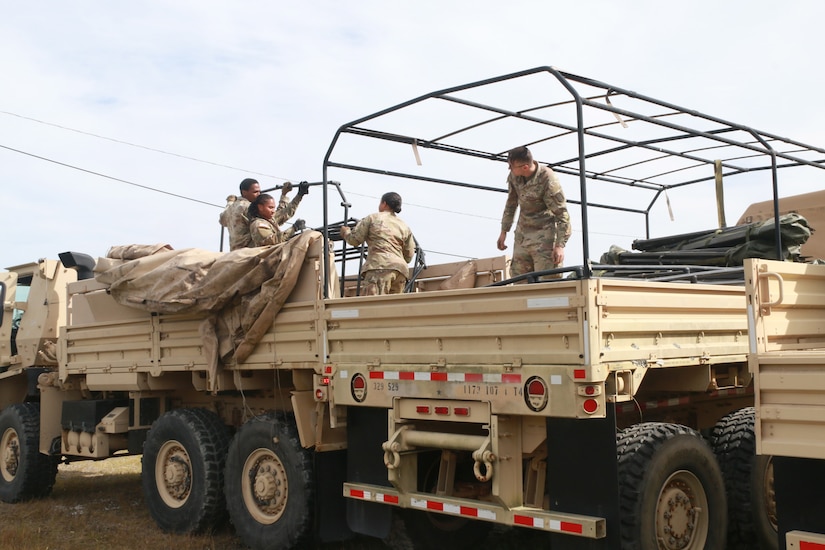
[0,143,222,208]
[0,110,290,182]
[346,190,639,240]
[1,111,639,242]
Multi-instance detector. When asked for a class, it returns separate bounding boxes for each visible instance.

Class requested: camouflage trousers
[361,269,407,295]
[511,231,562,280]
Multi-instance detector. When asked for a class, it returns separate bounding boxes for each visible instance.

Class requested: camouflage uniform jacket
[249,217,297,246]
[219,197,252,251]
[501,163,571,247]
[248,194,303,247]
[343,211,415,276]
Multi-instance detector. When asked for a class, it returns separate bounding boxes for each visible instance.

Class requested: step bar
[343,482,606,539]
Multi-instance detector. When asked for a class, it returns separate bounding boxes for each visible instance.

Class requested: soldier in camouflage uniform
[248,182,309,247]
[497,146,571,280]
[340,192,416,295]
[219,178,261,250]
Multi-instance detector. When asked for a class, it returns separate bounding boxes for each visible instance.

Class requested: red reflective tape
[426,500,443,511]
[502,373,521,383]
[459,506,477,517]
[431,372,448,381]
[573,369,586,379]
[400,371,415,380]
[561,521,583,534]
[464,373,483,382]
[514,515,533,526]
[383,494,399,504]
[350,489,365,498]
[801,542,825,550]
[369,372,383,379]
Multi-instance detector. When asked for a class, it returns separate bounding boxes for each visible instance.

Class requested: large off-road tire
[141,408,230,534]
[712,407,777,550]
[0,403,58,502]
[617,422,727,550]
[224,413,314,550]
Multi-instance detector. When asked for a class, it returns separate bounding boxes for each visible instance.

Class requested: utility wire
[347,190,639,239]
[0,110,290,182]
[0,110,638,240]
[0,143,222,208]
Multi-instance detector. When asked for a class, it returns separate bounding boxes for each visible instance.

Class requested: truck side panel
[746,258,825,549]
[60,242,328,393]
[745,259,825,459]
[328,277,750,418]
[596,278,748,366]
[327,280,585,366]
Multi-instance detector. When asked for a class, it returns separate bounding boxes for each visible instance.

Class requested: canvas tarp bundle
[94,231,322,388]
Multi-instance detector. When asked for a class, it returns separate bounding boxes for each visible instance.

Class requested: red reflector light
[574,369,586,379]
[352,376,366,390]
[435,406,449,415]
[324,365,333,374]
[528,379,546,396]
[416,406,431,414]
[585,385,595,395]
[583,398,599,414]
[454,407,470,416]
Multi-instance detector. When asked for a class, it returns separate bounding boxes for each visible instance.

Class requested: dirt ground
[0,455,752,549]
[0,456,541,550]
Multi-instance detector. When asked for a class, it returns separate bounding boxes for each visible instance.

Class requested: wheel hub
[155,441,192,506]
[254,469,279,501]
[656,474,706,550]
[1,431,19,480]
[659,485,697,547]
[764,459,778,530]
[243,450,288,524]
[164,456,189,492]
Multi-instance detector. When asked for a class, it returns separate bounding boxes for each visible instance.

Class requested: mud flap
[774,456,825,550]
[546,407,621,549]
[345,406,392,539]
[315,449,354,543]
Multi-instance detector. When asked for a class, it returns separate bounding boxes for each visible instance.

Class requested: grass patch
[0,455,243,550]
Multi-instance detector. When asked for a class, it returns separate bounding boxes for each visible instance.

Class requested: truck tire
[617,422,727,550]
[711,407,777,550]
[0,403,58,502]
[224,413,314,550]
[141,408,230,534]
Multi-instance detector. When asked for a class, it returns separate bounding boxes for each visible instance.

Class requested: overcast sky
[2,1,825,270]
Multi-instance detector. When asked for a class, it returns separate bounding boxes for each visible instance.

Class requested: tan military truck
[1,67,824,550]
[745,258,825,550]
[738,189,825,262]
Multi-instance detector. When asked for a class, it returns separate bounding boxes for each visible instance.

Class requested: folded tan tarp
[94,231,322,385]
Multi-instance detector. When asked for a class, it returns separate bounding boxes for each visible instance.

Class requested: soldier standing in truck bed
[219,177,262,250]
[496,146,571,279]
[340,191,415,295]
